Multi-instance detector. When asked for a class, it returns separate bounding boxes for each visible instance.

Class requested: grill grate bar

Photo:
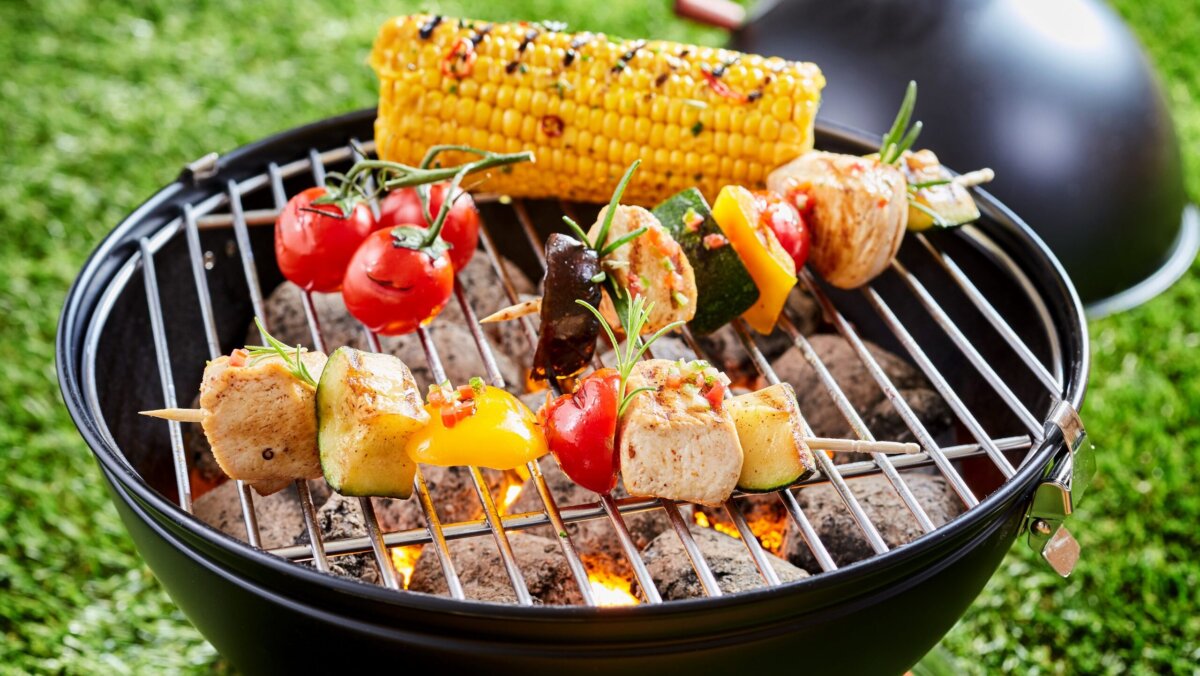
[723,500,783,584]
[363,331,468,595]
[602,494,663,604]
[801,272,982,506]
[308,148,327,187]
[597,337,725,599]
[449,278,597,606]
[226,183,330,572]
[731,319,890,555]
[501,199,668,604]
[476,219,540,351]
[414,325,535,606]
[138,238,193,513]
[891,259,1043,436]
[914,233,1062,393]
[182,204,262,546]
[296,291,402,590]
[776,313,937,533]
[677,326,796,584]
[264,431,1031,560]
[859,284,1016,479]
[778,488,837,572]
[662,499,723,597]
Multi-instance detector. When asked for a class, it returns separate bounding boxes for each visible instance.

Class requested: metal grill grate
[86,136,1073,606]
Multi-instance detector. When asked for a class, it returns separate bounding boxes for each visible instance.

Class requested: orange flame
[587,569,640,607]
[500,483,523,514]
[693,509,786,555]
[389,544,423,589]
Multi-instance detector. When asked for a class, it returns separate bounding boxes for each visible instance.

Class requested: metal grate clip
[1027,400,1093,577]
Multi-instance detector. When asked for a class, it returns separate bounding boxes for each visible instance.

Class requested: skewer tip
[140,408,205,423]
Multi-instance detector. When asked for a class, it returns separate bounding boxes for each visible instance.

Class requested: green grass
[0,0,1195,672]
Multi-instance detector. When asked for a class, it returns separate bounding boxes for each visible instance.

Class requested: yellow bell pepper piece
[405,386,548,471]
[711,186,798,334]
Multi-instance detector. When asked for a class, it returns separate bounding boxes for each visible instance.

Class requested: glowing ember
[389,545,423,589]
[693,510,742,540]
[693,510,787,555]
[748,517,785,554]
[587,569,640,607]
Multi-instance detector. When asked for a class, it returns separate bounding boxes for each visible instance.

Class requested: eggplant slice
[530,233,603,382]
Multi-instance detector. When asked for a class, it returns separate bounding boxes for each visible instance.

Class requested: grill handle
[1026,400,1094,577]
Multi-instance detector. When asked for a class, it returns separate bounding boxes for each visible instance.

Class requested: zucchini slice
[903,149,982,231]
[908,182,981,231]
[728,383,817,492]
[654,188,759,336]
[316,347,429,499]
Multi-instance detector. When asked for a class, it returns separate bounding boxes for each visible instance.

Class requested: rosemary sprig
[879,81,919,165]
[577,292,685,416]
[558,159,647,259]
[247,317,318,387]
[908,177,953,191]
[592,159,641,251]
[561,215,593,248]
[598,225,648,259]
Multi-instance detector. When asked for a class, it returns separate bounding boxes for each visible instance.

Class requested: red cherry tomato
[538,368,621,494]
[753,190,810,270]
[342,228,454,336]
[275,187,377,292]
[377,183,480,271]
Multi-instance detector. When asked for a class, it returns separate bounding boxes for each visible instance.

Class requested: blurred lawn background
[1,0,1196,672]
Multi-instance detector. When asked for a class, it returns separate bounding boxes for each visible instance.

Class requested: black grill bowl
[58,110,1088,674]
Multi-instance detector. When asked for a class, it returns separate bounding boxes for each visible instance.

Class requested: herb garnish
[577,292,684,416]
[247,317,318,387]
[560,160,648,259]
[878,81,921,165]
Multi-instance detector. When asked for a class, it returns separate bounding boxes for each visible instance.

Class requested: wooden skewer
[140,408,205,423]
[480,297,542,324]
[954,167,994,188]
[139,409,916,454]
[801,437,921,455]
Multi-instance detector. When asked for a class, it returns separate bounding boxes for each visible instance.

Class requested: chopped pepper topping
[702,233,729,250]
[441,37,477,79]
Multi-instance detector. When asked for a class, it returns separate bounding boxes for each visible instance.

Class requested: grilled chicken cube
[619,359,743,506]
[588,205,697,333]
[767,151,908,289]
[199,351,327,496]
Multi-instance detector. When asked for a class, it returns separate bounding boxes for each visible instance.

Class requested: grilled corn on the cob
[371,15,824,205]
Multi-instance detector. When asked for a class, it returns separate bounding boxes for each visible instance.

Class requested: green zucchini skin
[654,188,759,336]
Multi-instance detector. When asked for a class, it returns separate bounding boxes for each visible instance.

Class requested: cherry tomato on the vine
[753,190,811,270]
[342,228,454,336]
[377,183,480,271]
[274,187,377,293]
[538,368,621,494]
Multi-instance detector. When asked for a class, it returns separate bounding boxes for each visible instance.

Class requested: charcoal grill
[57,109,1091,673]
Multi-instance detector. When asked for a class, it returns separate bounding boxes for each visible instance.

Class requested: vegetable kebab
[143,324,548,498]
